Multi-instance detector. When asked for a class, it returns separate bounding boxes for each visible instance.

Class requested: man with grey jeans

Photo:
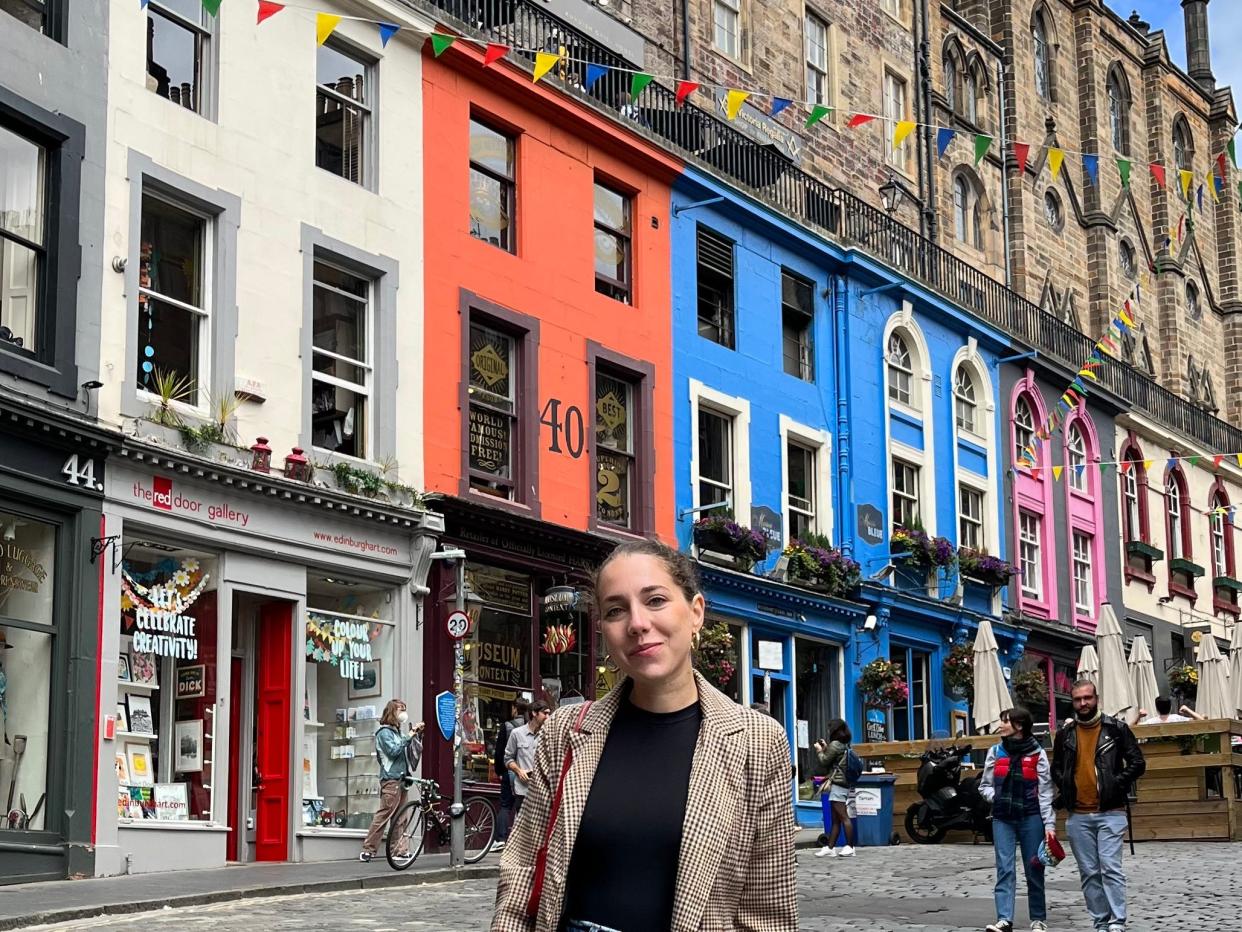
[1051,681,1146,932]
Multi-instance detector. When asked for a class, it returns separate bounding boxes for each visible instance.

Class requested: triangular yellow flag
[533,51,560,82]
[1052,465,1063,481]
[316,13,342,45]
[1143,459,1154,471]
[1208,170,1220,202]
[1180,169,1194,198]
[1049,148,1064,181]
[724,89,750,120]
[1118,307,1133,327]
[1237,453,1242,467]
[893,120,916,149]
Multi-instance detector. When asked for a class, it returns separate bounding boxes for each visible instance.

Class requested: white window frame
[887,332,914,408]
[1167,475,1184,560]
[1072,531,1093,616]
[1013,396,1035,461]
[1210,499,1227,579]
[315,38,375,189]
[1033,13,1051,101]
[146,0,217,118]
[949,345,999,558]
[1067,423,1088,492]
[953,365,978,434]
[310,258,374,462]
[884,70,909,170]
[1122,467,1140,541]
[1019,511,1042,599]
[881,0,902,20]
[891,455,921,529]
[713,0,742,60]
[779,415,833,545]
[805,12,833,108]
[958,483,984,551]
[689,378,751,521]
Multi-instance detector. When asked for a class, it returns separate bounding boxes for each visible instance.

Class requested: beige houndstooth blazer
[491,671,798,932]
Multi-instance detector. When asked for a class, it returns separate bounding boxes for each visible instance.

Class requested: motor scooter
[903,743,992,843]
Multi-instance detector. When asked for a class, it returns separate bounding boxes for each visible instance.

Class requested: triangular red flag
[483,43,509,66]
[675,81,700,106]
[1218,153,1228,178]
[257,1,284,24]
[1150,163,1166,189]
[1119,460,1132,475]
[1013,142,1030,176]
[847,113,876,129]
[1213,454,1224,469]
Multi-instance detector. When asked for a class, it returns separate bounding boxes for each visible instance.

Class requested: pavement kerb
[0,865,498,932]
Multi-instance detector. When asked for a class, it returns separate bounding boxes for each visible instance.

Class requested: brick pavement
[15,842,1242,931]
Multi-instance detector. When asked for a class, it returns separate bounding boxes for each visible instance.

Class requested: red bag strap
[525,701,593,921]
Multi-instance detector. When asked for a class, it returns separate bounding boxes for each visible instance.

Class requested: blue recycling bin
[820,791,858,846]
[853,772,897,846]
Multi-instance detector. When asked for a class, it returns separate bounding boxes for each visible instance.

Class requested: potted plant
[858,659,909,708]
[1012,668,1049,708]
[942,641,974,700]
[782,532,862,598]
[1167,663,1198,702]
[957,549,1018,588]
[692,513,768,569]
[692,621,739,692]
[891,526,956,595]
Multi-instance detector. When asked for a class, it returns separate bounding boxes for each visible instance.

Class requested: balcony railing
[417,0,1242,454]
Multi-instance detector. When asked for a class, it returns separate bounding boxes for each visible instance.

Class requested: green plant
[331,461,385,498]
[177,422,226,453]
[148,369,193,428]
[692,621,738,690]
[782,539,861,597]
[858,659,909,707]
[943,641,974,695]
[382,479,424,507]
[209,389,242,445]
[692,513,768,563]
[1167,663,1198,698]
[1012,667,1049,706]
[891,526,957,569]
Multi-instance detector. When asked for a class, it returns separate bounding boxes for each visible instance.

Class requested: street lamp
[429,547,484,869]
[878,178,900,214]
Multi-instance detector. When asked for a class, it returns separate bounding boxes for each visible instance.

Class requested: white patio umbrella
[1096,604,1136,722]
[1128,636,1160,722]
[973,619,1013,733]
[1230,623,1242,720]
[1076,644,1100,688]
[1194,633,1232,720]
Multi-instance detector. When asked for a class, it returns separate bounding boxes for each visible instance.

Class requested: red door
[226,656,243,861]
[255,602,292,861]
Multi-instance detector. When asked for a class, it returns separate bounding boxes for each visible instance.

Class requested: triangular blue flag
[937,127,955,158]
[1167,458,1178,471]
[1075,464,1086,480]
[585,64,609,90]
[378,23,400,47]
[140,0,149,7]
[1083,154,1099,186]
[770,97,792,117]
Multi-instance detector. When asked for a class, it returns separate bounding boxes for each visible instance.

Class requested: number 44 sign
[445,610,472,640]
[62,454,103,491]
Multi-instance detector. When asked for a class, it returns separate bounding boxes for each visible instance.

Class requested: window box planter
[1169,558,1205,579]
[1212,576,1242,594]
[1213,576,1241,614]
[782,542,861,599]
[1126,540,1164,563]
[692,517,767,569]
[962,578,996,614]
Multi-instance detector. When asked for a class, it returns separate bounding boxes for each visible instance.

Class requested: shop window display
[794,638,841,798]
[118,541,218,823]
[302,576,394,831]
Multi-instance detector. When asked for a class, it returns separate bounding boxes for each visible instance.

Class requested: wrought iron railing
[416,0,1242,454]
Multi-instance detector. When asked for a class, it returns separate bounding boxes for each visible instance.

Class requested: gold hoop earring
[691,631,701,650]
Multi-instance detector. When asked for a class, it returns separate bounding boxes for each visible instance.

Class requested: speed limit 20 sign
[445,610,472,640]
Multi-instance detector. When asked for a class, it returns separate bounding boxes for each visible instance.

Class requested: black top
[561,693,704,932]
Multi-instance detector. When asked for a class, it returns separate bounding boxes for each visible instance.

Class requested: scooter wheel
[904,803,947,844]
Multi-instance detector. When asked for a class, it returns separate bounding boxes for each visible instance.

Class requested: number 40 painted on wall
[540,398,584,458]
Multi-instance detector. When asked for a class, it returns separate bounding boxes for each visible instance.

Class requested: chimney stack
[1182,0,1215,91]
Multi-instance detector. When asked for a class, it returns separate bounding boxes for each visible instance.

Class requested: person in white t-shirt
[1139,696,1206,724]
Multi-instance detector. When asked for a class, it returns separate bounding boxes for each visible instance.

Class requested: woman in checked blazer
[492,540,798,932]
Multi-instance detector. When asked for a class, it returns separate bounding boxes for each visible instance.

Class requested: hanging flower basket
[892,526,957,571]
[957,549,1019,588]
[858,659,909,708]
[1167,663,1198,700]
[783,538,861,598]
[692,621,738,691]
[942,641,974,698]
[692,515,768,565]
[1012,668,1049,707]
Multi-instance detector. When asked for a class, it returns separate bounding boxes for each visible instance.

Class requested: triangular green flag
[1189,455,1201,467]
[1230,139,1238,170]
[1117,158,1131,188]
[973,134,993,165]
[430,34,455,57]
[201,0,222,14]
[1100,461,1113,474]
[630,72,654,99]
[806,105,832,128]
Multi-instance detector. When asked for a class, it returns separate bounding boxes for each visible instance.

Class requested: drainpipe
[831,275,855,558]
[680,0,692,79]
[997,58,1012,288]
[918,0,938,240]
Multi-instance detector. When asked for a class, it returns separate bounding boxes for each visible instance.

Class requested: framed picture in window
[127,695,155,736]
[116,704,129,733]
[130,648,158,686]
[951,710,969,738]
[118,654,132,682]
[347,659,382,700]
[115,751,130,784]
[174,719,203,773]
[125,744,155,787]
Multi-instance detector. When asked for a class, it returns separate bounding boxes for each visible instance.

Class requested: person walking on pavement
[1051,680,1146,932]
[359,699,423,862]
[492,539,797,932]
[494,698,529,848]
[979,707,1056,932]
[813,719,856,859]
[505,700,552,818]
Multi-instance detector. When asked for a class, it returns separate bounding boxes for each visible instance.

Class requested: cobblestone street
[19,842,1242,931]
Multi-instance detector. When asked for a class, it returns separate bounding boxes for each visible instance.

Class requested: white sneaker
[814,845,837,858]
[837,845,856,857]
[1030,922,1048,931]
[1106,925,1125,932]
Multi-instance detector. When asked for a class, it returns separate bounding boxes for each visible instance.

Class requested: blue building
[670,167,1027,824]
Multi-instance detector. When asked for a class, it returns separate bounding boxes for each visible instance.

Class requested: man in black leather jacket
[1051,680,1145,932]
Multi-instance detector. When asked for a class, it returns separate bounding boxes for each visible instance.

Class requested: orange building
[420,39,679,801]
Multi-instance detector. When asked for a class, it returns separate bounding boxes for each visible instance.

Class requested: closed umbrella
[1128,636,1159,721]
[1194,633,1232,720]
[1076,644,1100,688]
[973,619,1012,733]
[1230,623,1242,720]
[1096,604,1136,722]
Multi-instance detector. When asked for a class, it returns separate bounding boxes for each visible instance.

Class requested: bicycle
[386,777,496,869]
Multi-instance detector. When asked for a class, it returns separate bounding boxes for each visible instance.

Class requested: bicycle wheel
[386,800,427,870]
[462,796,496,864]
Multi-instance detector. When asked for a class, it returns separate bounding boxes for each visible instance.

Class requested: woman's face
[596,554,705,687]
[997,715,1015,737]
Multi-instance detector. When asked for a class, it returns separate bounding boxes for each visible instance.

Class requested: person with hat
[979,707,1058,932]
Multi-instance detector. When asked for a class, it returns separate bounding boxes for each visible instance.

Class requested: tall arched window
[1066,423,1088,491]
[1107,67,1129,154]
[1013,396,1035,461]
[1166,471,1187,561]
[1033,10,1052,101]
[1186,280,1201,321]
[963,67,979,123]
[954,364,977,433]
[1173,117,1193,172]
[887,332,914,407]
[953,172,985,249]
[1209,490,1233,582]
[944,54,958,113]
[954,175,969,241]
[1119,442,1148,543]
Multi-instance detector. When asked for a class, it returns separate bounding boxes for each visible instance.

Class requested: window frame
[891,457,921,530]
[712,0,745,63]
[886,331,914,407]
[1,0,67,41]
[1032,9,1053,102]
[689,379,751,521]
[891,645,930,742]
[592,177,632,304]
[1173,116,1194,172]
[780,268,815,382]
[1066,423,1088,493]
[1013,395,1035,463]
[958,483,984,552]
[1072,530,1094,617]
[805,11,833,108]
[1107,68,1130,155]
[1019,510,1043,600]
[468,114,518,254]
[697,407,734,510]
[953,364,977,434]
[1120,446,1149,543]
[696,225,736,350]
[779,415,832,546]
[883,70,910,171]
[1165,470,1187,563]
[587,341,655,537]
[146,0,217,119]
[459,292,541,516]
[308,260,373,461]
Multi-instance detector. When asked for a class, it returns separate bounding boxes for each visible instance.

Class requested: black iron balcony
[415,0,1242,454]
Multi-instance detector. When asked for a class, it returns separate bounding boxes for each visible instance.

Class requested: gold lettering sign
[596,392,626,433]
[471,344,508,388]
[1,543,48,595]
[469,407,510,475]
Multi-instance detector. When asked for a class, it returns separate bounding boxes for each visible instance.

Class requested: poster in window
[176,664,206,699]
[469,406,512,476]
[127,785,154,819]
[126,744,155,787]
[154,782,189,821]
[129,648,158,686]
[115,751,130,784]
[126,695,155,736]
[118,654,132,682]
[116,704,129,733]
[347,659,382,700]
[175,719,203,773]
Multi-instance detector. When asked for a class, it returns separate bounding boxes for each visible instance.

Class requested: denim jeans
[992,814,1047,923]
[1067,810,1129,930]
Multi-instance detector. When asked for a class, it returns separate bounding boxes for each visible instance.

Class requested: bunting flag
[140,0,149,8]
[483,43,509,66]
[1144,459,1154,472]
[1180,169,1194,198]
[201,0,221,14]
[1075,464,1086,481]
[974,134,992,165]
[1150,163,1166,189]
[675,81,699,106]
[806,105,832,128]
[1219,153,1229,178]
[893,120,917,149]
[378,23,400,47]
[315,13,341,45]
[770,97,792,117]
[1116,158,1131,188]
[256,1,284,24]
[1052,466,1064,481]
[1014,142,1031,175]
[1229,140,1238,170]
[1214,454,1225,469]
[1189,455,1202,467]
[937,127,955,158]
[1237,454,1242,468]
[724,90,750,120]
[429,33,455,57]
[630,72,654,99]
[1120,460,1132,474]
[584,63,608,89]
[533,51,560,82]
[847,113,877,129]
[1083,154,1099,186]
[1213,169,1225,199]
[1049,147,1065,181]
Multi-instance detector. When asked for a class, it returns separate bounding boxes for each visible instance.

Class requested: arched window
[1033,10,1052,101]
[1044,189,1063,232]
[963,67,978,123]
[1119,239,1136,279]
[1013,395,1035,461]
[1166,471,1187,561]
[954,175,969,241]
[1107,67,1129,154]
[944,54,958,113]
[1066,423,1088,491]
[1209,490,1233,581]
[953,172,985,249]
[1186,280,1201,320]
[954,365,977,433]
[1173,117,1193,172]
[887,332,914,407]
[1119,443,1148,543]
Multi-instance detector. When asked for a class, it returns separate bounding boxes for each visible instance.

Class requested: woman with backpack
[813,718,857,858]
[979,707,1056,932]
[359,698,424,862]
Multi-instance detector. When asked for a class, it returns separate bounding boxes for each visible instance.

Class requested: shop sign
[865,707,887,744]
[469,406,511,476]
[456,528,594,572]
[306,613,378,681]
[477,640,528,688]
[750,505,782,551]
[0,424,106,497]
[542,585,581,615]
[176,665,206,699]
[710,89,803,162]
[466,565,532,614]
[0,542,48,596]
[857,504,885,547]
[122,559,208,660]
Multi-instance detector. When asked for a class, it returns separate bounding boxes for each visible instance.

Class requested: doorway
[226,594,294,863]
